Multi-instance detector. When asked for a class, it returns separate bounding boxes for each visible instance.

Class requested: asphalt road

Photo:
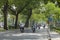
[0,27,60,40]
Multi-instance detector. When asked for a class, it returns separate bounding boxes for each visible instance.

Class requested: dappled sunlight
[0,0,60,40]
[3,33,44,37]
[3,39,11,40]
[0,28,60,40]
[50,34,60,38]
[4,34,11,37]
[52,38,60,40]
[0,32,5,34]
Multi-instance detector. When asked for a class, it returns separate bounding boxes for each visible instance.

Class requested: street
[0,27,60,40]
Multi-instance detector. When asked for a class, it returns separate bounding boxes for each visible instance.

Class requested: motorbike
[32,28,35,33]
[20,27,24,33]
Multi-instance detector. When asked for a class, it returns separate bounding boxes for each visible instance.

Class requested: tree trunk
[24,8,32,27]
[4,12,8,30]
[3,0,8,30]
[15,11,18,29]
[13,18,15,24]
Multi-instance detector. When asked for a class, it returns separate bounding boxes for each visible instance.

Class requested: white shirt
[20,23,24,27]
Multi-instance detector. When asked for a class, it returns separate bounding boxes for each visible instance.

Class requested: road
[0,27,60,40]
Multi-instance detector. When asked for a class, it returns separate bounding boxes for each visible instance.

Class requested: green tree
[9,0,41,28]
[0,0,9,30]
[24,0,41,27]
[9,0,33,29]
[44,2,60,27]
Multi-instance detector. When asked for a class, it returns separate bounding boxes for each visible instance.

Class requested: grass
[53,29,60,34]
[0,27,20,32]
[55,30,60,34]
[0,28,6,32]
[52,27,60,34]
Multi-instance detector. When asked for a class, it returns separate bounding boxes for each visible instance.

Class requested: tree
[54,7,60,25]
[0,0,9,30]
[24,8,32,27]
[0,0,15,30]
[0,9,4,22]
[56,0,60,7]
[9,0,33,29]
[9,0,41,28]
[24,0,41,27]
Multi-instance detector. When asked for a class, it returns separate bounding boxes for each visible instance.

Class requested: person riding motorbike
[32,24,36,33]
[19,23,24,33]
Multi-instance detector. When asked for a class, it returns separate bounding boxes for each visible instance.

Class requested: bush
[51,26,60,31]
[8,25,15,29]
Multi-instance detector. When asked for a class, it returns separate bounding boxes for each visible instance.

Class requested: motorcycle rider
[32,23,36,33]
[19,23,24,32]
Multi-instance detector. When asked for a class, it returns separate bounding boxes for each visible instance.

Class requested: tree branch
[9,6,16,15]
[17,0,32,14]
